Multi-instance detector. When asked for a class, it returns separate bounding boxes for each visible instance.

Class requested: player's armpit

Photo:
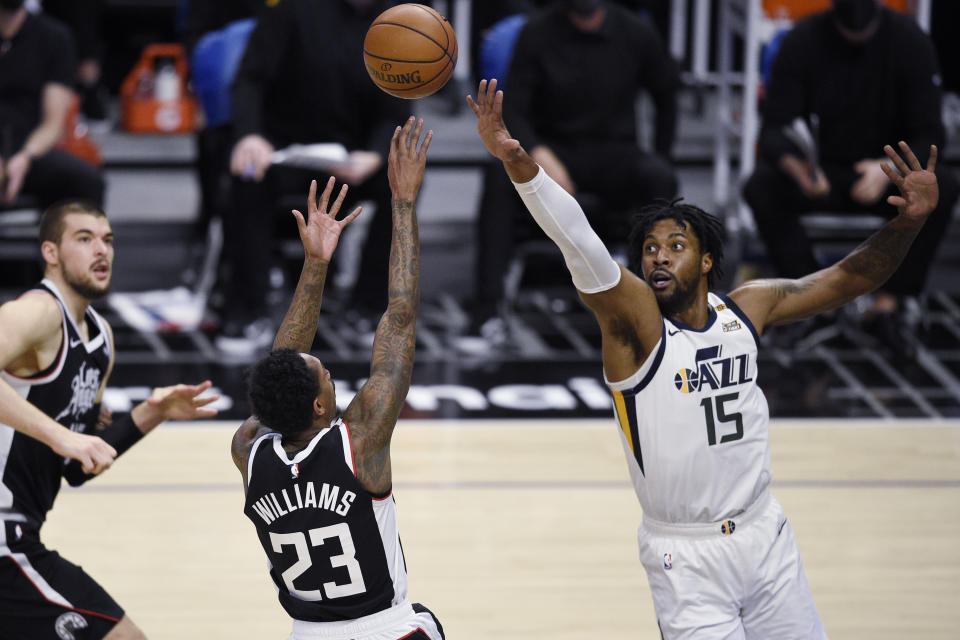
[580,265,663,380]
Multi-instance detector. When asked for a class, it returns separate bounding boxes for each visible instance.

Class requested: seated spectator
[742,0,959,352]
[0,2,104,210]
[216,0,409,354]
[470,0,680,341]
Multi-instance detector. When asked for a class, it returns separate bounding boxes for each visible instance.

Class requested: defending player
[468,79,939,638]
[231,117,444,640]
[0,200,219,638]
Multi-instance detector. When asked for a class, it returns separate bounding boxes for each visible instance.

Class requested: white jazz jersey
[606,293,771,524]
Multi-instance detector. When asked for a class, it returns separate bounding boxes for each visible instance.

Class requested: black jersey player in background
[232,117,444,640]
[0,200,219,639]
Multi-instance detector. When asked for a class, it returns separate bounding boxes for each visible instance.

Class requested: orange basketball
[363,3,458,99]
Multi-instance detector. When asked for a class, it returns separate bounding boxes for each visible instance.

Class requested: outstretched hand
[466,79,522,163]
[292,177,363,263]
[880,141,939,220]
[388,116,432,201]
[146,380,219,421]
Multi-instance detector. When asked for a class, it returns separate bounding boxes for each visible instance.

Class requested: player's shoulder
[727,280,783,332]
[0,291,63,359]
[232,417,274,468]
[0,289,62,325]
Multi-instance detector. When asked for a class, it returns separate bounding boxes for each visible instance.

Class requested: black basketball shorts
[0,519,124,640]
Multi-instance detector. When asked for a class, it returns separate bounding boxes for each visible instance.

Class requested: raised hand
[881,141,939,220]
[388,116,432,201]
[292,177,363,264]
[145,380,219,421]
[466,79,522,163]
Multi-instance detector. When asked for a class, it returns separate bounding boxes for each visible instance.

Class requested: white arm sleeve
[512,166,622,293]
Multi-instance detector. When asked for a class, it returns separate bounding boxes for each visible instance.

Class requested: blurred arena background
[2,0,959,638]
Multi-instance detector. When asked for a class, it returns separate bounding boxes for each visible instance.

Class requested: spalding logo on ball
[363,3,458,99]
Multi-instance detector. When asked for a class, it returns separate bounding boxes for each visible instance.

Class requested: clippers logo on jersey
[55,612,88,640]
[54,361,100,425]
[673,345,752,394]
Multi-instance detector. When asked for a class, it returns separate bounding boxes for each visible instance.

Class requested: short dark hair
[627,199,726,288]
[39,200,108,245]
[248,348,319,436]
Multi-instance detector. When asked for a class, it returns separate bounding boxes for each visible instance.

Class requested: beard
[63,267,111,300]
[651,273,699,319]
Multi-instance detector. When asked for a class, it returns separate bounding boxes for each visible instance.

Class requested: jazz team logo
[674,345,752,394]
[673,368,699,393]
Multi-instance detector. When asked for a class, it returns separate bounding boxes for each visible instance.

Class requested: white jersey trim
[271,425,331,466]
[372,495,408,607]
[41,279,109,355]
[0,522,74,609]
[339,421,355,475]
[716,293,761,348]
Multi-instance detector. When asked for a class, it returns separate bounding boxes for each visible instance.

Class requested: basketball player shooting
[231,117,445,640]
[468,79,939,638]
[0,200,219,638]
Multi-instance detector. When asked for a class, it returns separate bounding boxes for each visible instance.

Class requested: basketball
[363,3,458,99]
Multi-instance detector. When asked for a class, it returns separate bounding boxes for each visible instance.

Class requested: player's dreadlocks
[627,199,727,289]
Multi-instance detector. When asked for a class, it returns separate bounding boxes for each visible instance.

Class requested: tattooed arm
[343,117,432,496]
[730,142,939,334]
[232,177,361,477]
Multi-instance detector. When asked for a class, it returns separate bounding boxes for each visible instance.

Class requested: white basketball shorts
[289,601,444,640]
[638,492,828,640]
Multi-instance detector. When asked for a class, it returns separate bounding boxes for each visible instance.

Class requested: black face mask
[564,0,602,17]
[832,0,879,32]
[0,0,25,10]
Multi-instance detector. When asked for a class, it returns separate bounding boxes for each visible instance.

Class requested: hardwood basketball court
[43,419,960,639]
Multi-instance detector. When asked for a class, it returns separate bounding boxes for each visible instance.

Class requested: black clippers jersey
[0,280,111,526]
[243,419,408,622]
